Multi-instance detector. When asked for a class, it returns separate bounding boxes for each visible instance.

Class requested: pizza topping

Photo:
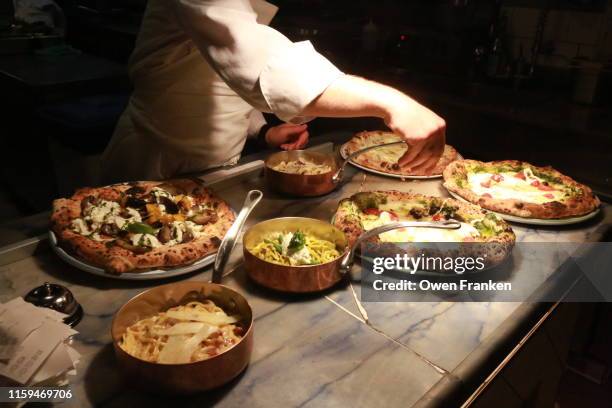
[88,200,121,224]
[190,209,218,225]
[514,171,526,180]
[71,218,91,235]
[468,170,565,204]
[66,183,229,255]
[151,187,173,202]
[131,233,162,249]
[363,208,382,216]
[127,222,157,235]
[472,213,505,238]
[100,223,120,236]
[159,196,180,214]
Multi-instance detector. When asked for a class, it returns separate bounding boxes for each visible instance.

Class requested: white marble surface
[0,146,610,407]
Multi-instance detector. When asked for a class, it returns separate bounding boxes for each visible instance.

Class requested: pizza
[343,131,459,176]
[333,191,515,268]
[443,160,600,219]
[51,179,235,274]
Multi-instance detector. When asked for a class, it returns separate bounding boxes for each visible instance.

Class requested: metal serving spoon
[339,220,462,274]
[332,141,406,184]
[212,189,263,283]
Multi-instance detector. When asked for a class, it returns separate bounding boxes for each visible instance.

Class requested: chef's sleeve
[246,110,267,139]
[172,0,344,123]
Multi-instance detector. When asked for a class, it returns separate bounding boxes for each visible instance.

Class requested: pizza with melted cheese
[333,191,515,268]
[443,160,600,219]
[51,179,235,274]
[343,131,459,176]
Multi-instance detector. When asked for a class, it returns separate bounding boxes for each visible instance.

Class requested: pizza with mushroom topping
[342,131,459,176]
[443,160,600,219]
[51,179,235,274]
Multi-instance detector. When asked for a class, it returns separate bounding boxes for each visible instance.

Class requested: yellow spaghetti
[119,301,243,364]
[250,230,340,266]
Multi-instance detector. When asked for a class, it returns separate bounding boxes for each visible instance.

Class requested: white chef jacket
[101,0,343,183]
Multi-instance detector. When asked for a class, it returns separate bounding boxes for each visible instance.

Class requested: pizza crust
[51,179,235,274]
[344,131,459,176]
[443,160,600,219]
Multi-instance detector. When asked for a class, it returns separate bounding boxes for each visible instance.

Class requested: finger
[282,131,309,150]
[397,141,426,167]
[411,155,439,175]
[294,130,309,149]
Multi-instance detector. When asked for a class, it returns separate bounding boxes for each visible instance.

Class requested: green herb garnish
[126,222,156,235]
[288,230,306,251]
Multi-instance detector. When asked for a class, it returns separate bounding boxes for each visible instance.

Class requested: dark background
[1,0,611,217]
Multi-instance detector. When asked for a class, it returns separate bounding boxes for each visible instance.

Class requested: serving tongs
[339,220,462,274]
[212,190,263,283]
[332,141,406,184]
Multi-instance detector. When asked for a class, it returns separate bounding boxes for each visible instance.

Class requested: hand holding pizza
[384,97,446,174]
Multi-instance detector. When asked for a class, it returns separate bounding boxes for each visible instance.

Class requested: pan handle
[212,190,263,283]
[338,220,461,275]
[332,141,406,184]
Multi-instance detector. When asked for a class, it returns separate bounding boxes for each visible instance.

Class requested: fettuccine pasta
[119,301,243,364]
[270,159,332,175]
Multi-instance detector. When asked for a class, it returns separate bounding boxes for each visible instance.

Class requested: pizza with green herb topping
[443,160,599,219]
[51,179,234,274]
[334,191,514,244]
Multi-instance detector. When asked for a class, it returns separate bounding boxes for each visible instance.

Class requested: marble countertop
[0,140,610,407]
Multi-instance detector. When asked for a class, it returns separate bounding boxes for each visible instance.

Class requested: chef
[101,0,446,183]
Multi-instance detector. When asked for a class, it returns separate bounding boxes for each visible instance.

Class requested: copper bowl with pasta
[264,150,338,197]
[243,217,349,293]
[111,281,253,394]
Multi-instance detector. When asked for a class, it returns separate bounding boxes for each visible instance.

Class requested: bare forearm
[302,74,447,173]
[301,75,411,121]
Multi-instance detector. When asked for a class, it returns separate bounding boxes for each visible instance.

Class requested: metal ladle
[332,141,406,184]
[339,220,462,274]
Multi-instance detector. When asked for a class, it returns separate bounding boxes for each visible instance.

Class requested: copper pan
[243,217,349,293]
[264,150,338,197]
[111,282,253,395]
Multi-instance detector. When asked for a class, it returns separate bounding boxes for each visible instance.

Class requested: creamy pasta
[119,301,243,364]
[249,230,340,266]
[270,159,332,175]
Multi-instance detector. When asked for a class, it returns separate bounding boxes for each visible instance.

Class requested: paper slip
[0,319,76,384]
[30,343,77,385]
[0,298,79,386]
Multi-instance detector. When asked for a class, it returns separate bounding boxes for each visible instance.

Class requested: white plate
[446,190,600,226]
[49,231,215,280]
[340,143,462,180]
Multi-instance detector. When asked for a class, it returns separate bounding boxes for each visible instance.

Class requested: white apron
[101,0,277,183]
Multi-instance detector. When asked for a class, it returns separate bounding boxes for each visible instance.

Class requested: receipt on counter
[0,297,79,386]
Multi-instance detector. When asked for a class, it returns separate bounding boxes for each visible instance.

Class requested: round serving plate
[49,231,216,281]
[339,143,462,180]
[446,190,600,226]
